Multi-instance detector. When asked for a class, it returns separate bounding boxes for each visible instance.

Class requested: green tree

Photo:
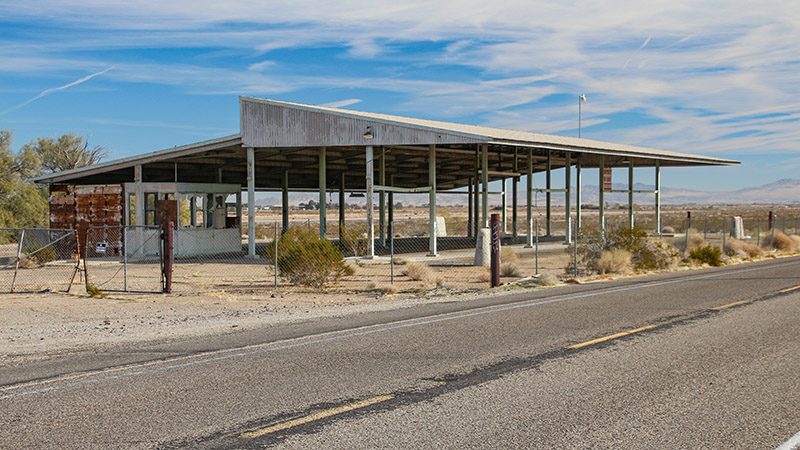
[23,134,106,174]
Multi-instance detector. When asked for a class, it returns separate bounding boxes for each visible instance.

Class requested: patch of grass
[86,283,108,298]
[596,249,632,274]
[402,261,432,282]
[689,245,723,266]
[762,231,799,253]
[725,239,763,259]
[500,247,518,264]
[500,263,521,277]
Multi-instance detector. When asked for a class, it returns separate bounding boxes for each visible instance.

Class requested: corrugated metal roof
[245,97,737,166]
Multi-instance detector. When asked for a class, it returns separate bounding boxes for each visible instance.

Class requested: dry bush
[725,239,763,259]
[381,285,398,295]
[533,273,559,286]
[674,233,706,253]
[791,235,800,251]
[596,249,632,274]
[661,226,676,234]
[478,270,491,283]
[500,263,521,277]
[762,231,798,253]
[268,227,354,288]
[689,245,723,266]
[402,261,432,282]
[500,247,518,264]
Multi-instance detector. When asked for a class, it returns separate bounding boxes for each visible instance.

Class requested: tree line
[0,130,105,229]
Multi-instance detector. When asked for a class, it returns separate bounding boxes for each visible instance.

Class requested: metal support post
[501,178,508,234]
[490,213,500,287]
[628,160,634,229]
[246,147,256,257]
[366,146,375,258]
[481,144,489,228]
[428,144,437,256]
[654,161,661,235]
[565,153,572,244]
[545,151,552,236]
[526,148,533,248]
[274,222,279,288]
[512,147,519,239]
[598,157,605,232]
[319,146,327,238]
[468,177,474,238]
[282,170,289,235]
[576,158,582,234]
[379,146,386,246]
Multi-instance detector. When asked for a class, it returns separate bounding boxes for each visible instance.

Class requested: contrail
[1,66,115,115]
[623,35,652,69]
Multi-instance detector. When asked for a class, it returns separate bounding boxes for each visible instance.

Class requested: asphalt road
[2,257,800,449]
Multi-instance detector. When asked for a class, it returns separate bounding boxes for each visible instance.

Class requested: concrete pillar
[481,143,489,228]
[282,170,289,234]
[379,146,386,246]
[628,160,634,229]
[598,157,605,231]
[576,158,582,234]
[338,172,345,242]
[655,161,661,235]
[134,164,144,227]
[526,148,533,248]
[428,144,437,256]
[366,146,375,258]
[467,177,474,238]
[512,147,519,239]
[246,147,256,257]
[319,146,327,238]
[546,150,552,236]
[565,153,572,243]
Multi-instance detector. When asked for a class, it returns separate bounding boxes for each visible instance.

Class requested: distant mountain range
[255,178,800,207]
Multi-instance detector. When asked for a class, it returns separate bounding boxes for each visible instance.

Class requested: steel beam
[546,150,552,236]
[565,152,572,243]
[428,144,437,256]
[481,143,489,228]
[246,147,256,257]
[366,146,375,258]
[526,148,533,248]
[655,161,661,235]
[628,160,634,228]
[282,170,289,234]
[319,146,327,238]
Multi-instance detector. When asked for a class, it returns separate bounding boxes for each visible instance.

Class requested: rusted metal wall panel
[240,99,484,148]
[49,184,124,255]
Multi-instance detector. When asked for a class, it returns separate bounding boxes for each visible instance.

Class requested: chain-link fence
[84,226,163,293]
[0,228,79,293]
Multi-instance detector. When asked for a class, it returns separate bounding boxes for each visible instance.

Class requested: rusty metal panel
[49,184,124,254]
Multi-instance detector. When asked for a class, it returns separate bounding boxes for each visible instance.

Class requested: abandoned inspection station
[33,97,738,259]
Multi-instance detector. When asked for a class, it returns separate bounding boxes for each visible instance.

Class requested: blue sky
[1,0,799,192]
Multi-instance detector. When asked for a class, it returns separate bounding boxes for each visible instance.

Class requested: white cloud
[322,98,362,108]
[0,0,798,157]
[1,66,114,115]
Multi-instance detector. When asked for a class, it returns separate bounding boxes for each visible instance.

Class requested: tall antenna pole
[578,94,586,138]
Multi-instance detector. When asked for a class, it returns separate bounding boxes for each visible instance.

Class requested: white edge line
[776,431,800,450]
[1,260,797,400]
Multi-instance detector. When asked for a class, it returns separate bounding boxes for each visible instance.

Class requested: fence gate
[0,228,79,293]
[84,226,163,293]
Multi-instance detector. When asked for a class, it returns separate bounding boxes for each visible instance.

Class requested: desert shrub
[596,249,632,274]
[533,273,559,286]
[402,261,432,282]
[340,224,370,256]
[267,227,353,288]
[661,226,676,234]
[478,270,491,283]
[637,239,680,270]
[725,239,763,259]
[22,244,59,265]
[689,245,723,266]
[674,233,706,253]
[500,247,518,263]
[762,231,799,253]
[572,227,608,272]
[500,262,521,277]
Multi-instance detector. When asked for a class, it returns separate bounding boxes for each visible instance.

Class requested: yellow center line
[240,394,395,439]
[779,285,800,294]
[567,325,656,350]
[710,300,749,310]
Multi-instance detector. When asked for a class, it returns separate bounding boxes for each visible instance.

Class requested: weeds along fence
[0,228,79,293]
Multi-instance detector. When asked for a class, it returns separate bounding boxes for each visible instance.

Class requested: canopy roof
[34,97,737,190]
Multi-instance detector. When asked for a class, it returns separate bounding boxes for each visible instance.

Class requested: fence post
[572,217,578,278]
[122,226,128,292]
[389,220,394,284]
[490,213,500,288]
[534,217,540,275]
[274,221,279,288]
[10,229,25,293]
[162,220,173,293]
